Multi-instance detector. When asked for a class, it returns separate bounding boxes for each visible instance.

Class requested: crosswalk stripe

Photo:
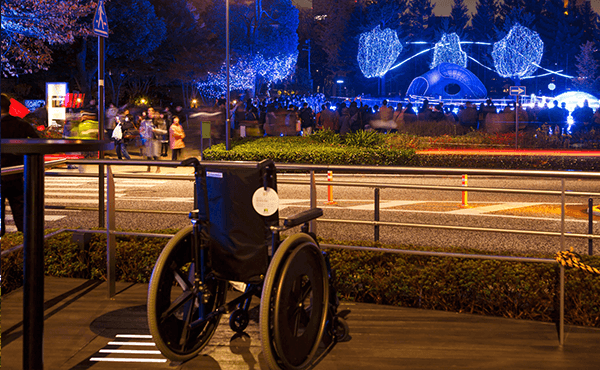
[347,200,421,210]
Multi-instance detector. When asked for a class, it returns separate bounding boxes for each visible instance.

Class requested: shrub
[1,230,169,294]
[327,241,600,327]
[343,130,384,148]
[308,129,342,145]
[203,136,415,166]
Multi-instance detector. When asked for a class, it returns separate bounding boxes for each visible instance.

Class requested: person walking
[140,108,158,171]
[1,93,40,235]
[169,116,186,161]
[105,103,119,139]
[320,102,339,132]
[112,116,131,160]
[299,102,315,136]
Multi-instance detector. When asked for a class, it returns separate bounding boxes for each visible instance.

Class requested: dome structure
[406,63,487,99]
[553,91,599,112]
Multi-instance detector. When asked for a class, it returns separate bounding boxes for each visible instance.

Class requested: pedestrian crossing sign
[93,0,109,37]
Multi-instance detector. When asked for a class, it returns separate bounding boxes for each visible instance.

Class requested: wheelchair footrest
[283,208,323,229]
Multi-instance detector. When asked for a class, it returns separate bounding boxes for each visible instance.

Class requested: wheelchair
[147,159,348,369]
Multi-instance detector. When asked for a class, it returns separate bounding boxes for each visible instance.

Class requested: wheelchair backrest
[197,162,279,283]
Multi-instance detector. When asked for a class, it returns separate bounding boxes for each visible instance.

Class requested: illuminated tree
[1,0,95,76]
[431,33,467,69]
[198,52,298,98]
[492,23,543,84]
[208,0,299,95]
[257,52,298,84]
[357,26,403,78]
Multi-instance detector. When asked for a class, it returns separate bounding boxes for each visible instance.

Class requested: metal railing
[3,159,600,344]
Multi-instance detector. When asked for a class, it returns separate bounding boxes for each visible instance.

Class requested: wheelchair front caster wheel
[229,309,250,333]
[334,317,350,342]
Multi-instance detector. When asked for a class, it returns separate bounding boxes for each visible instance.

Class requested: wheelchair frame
[147,159,348,369]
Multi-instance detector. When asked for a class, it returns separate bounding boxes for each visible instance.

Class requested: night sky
[295,0,600,17]
[433,0,600,16]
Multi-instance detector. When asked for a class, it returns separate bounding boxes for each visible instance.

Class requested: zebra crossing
[89,334,168,364]
[43,176,171,205]
[2,177,174,232]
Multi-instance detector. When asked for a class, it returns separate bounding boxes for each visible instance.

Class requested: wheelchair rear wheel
[147,226,227,362]
[260,233,329,370]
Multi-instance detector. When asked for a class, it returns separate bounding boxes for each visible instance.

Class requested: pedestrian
[155,113,169,157]
[140,108,159,171]
[339,106,352,135]
[548,100,564,136]
[320,102,339,132]
[169,116,186,161]
[299,102,315,136]
[458,101,479,131]
[105,103,118,139]
[112,116,131,160]
[1,93,40,236]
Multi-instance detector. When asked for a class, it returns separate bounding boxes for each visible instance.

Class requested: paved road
[6,166,592,256]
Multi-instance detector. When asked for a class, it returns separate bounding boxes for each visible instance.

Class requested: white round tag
[252,187,279,216]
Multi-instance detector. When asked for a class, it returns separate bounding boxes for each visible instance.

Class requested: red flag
[9,98,30,118]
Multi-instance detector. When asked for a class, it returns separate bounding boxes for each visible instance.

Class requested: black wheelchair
[147,159,348,369]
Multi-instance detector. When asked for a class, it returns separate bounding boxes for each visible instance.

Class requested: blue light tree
[357,25,402,96]
[357,25,403,78]
[492,23,543,85]
[256,51,299,87]
[431,33,467,69]
[198,52,298,98]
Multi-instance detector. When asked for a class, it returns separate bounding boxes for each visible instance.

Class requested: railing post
[374,188,380,242]
[559,263,565,346]
[106,165,116,298]
[589,198,594,256]
[561,179,565,251]
[310,170,317,234]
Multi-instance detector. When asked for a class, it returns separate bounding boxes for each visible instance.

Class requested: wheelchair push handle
[258,159,275,190]
[181,157,201,172]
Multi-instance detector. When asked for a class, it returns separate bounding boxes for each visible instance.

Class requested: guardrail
[3,159,600,344]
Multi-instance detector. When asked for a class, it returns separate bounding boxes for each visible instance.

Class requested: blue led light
[197,52,297,97]
[492,23,543,80]
[357,26,403,78]
[431,33,467,69]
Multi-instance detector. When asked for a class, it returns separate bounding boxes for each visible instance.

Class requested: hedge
[203,134,415,166]
[328,241,600,327]
[2,231,599,328]
[202,133,600,171]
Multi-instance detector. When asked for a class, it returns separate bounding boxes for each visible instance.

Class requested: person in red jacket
[1,93,40,235]
[169,116,186,161]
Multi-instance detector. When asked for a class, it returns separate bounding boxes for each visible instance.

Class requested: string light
[256,52,298,83]
[357,25,403,78]
[431,33,467,69]
[197,52,298,97]
[492,23,543,81]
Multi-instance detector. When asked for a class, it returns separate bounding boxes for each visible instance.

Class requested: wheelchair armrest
[283,208,323,229]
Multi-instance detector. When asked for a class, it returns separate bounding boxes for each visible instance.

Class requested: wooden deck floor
[2,276,600,370]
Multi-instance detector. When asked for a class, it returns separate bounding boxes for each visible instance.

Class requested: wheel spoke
[179,295,197,348]
[172,264,193,291]
[159,290,194,322]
